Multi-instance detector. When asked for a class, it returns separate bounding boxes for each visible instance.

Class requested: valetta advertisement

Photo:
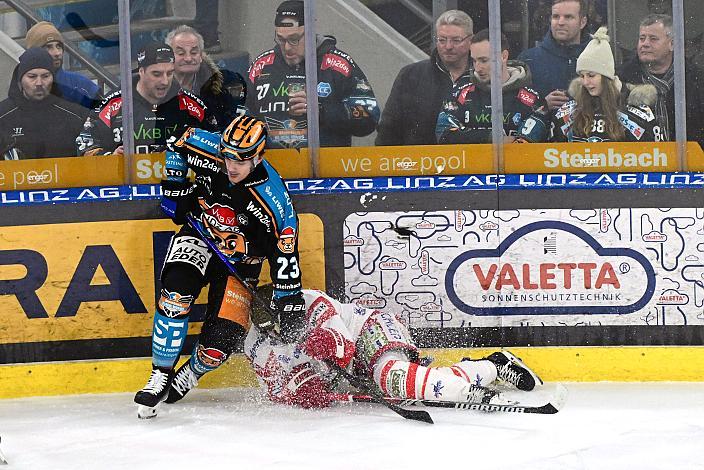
[344,208,704,328]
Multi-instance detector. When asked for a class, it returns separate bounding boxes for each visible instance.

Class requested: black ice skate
[487,351,543,391]
[165,361,201,404]
[134,366,174,418]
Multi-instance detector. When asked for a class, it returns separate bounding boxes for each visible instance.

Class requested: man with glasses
[436,30,541,144]
[376,10,473,146]
[244,0,379,148]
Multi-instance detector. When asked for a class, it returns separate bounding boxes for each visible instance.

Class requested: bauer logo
[444,221,656,315]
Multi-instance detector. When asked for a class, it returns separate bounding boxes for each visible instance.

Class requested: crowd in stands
[0,0,702,161]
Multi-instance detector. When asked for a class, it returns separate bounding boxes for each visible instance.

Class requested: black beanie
[17,47,54,80]
[275,0,304,27]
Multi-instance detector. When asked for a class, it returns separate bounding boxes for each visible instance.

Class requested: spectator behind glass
[77,42,215,156]
[166,25,246,130]
[25,21,101,109]
[0,47,87,159]
[375,10,473,146]
[617,14,704,149]
[518,0,590,110]
[436,30,541,145]
[518,27,662,143]
[245,0,379,148]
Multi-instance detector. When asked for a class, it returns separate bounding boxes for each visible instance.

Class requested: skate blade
[137,404,159,419]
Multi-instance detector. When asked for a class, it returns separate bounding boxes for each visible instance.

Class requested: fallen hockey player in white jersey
[243,289,543,409]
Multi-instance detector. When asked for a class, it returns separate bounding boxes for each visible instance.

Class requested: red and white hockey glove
[302,327,356,369]
[276,364,334,409]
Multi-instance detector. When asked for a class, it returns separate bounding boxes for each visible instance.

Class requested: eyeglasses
[436,35,470,46]
[275,34,304,46]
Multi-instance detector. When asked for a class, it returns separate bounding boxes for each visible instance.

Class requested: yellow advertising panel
[317,144,495,177]
[131,148,312,184]
[504,141,694,173]
[0,215,324,345]
[0,155,124,190]
[685,142,704,171]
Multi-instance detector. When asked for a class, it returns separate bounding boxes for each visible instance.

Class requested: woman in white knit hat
[519,27,664,143]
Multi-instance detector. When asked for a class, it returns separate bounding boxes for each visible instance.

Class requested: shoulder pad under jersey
[455,82,477,105]
[626,104,656,123]
[555,100,577,120]
[251,160,296,233]
[516,87,540,108]
[175,127,221,158]
[96,91,123,126]
[177,89,207,122]
[320,49,355,77]
[248,49,276,83]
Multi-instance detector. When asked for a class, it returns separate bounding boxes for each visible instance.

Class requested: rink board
[1,173,704,396]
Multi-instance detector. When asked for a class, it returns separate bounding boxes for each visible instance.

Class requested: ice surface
[0,383,703,470]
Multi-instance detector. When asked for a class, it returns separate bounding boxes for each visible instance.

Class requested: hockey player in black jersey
[518,28,663,144]
[134,114,304,417]
[436,30,542,144]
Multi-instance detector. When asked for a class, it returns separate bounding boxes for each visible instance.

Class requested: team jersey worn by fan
[165,127,302,298]
[245,35,379,148]
[519,80,664,143]
[77,83,216,155]
[436,62,541,144]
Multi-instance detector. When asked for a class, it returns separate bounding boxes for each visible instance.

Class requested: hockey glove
[160,179,196,225]
[271,292,306,343]
[303,327,356,369]
[277,364,334,409]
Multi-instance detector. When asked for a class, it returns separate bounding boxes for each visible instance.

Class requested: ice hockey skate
[165,361,201,404]
[134,367,174,419]
[486,350,543,391]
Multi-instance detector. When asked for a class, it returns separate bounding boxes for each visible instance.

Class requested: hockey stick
[185,214,274,330]
[333,383,568,415]
[186,214,434,424]
[327,362,434,424]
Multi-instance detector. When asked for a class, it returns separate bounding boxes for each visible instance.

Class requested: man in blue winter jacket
[518,0,589,111]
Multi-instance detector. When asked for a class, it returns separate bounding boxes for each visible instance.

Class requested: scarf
[640,63,674,139]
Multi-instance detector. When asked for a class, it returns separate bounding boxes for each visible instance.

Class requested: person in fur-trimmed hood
[436,29,543,144]
[166,25,246,131]
[519,27,664,143]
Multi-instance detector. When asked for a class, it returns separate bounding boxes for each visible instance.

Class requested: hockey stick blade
[343,383,568,416]
[329,362,433,424]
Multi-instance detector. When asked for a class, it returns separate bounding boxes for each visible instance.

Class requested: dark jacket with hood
[0,63,87,159]
[186,54,246,131]
[617,55,704,149]
[245,35,379,148]
[376,48,472,146]
[518,30,590,98]
[436,61,541,144]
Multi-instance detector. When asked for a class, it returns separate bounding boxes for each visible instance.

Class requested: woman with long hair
[519,27,664,143]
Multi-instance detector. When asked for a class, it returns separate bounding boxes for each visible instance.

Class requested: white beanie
[576,27,615,80]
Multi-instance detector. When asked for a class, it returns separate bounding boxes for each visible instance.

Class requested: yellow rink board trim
[2,346,703,399]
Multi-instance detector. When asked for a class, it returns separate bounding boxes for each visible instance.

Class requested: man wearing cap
[25,21,101,109]
[245,0,379,148]
[77,42,216,156]
[0,47,87,159]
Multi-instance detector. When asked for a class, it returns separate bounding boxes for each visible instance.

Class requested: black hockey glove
[271,292,306,343]
[160,179,197,225]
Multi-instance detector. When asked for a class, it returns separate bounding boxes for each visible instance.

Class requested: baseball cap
[133,42,174,71]
[275,0,304,27]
